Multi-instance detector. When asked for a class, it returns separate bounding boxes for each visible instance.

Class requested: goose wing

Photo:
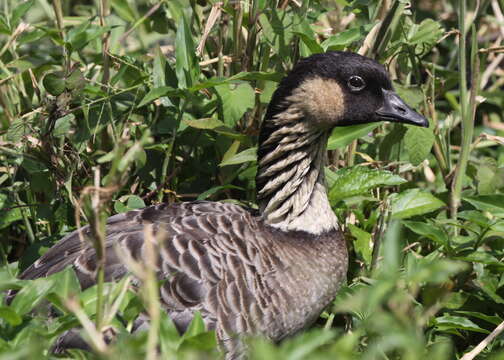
[17,201,278,337]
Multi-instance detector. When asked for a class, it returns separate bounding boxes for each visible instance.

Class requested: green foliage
[0,0,503,359]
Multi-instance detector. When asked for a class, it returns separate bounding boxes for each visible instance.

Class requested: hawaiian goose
[11,51,428,358]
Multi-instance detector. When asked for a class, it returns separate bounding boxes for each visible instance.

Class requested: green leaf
[219,147,257,167]
[127,195,145,210]
[137,86,181,107]
[455,311,503,326]
[197,185,243,200]
[293,32,324,54]
[456,251,504,268]
[43,72,66,96]
[394,84,424,109]
[391,189,445,219]
[175,15,199,88]
[476,159,502,195]
[183,117,225,130]
[11,277,55,316]
[45,267,82,311]
[0,194,23,230]
[379,124,407,161]
[53,114,75,137]
[404,125,434,165]
[215,82,255,127]
[11,0,34,27]
[65,68,86,91]
[348,224,372,266]
[463,195,504,217]
[434,315,489,334]
[329,166,406,203]
[403,220,448,247]
[0,306,22,326]
[327,123,380,150]
[407,258,467,284]
[153,47,173,107]
[321,24,373,51]
[408,19,444,47]
[21,157,48,174]
[282,329,337,360]
[67,22,113,51]
[182,312,206,339]
[111,0,136,22]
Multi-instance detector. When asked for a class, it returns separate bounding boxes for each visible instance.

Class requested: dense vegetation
[1,0,503,359]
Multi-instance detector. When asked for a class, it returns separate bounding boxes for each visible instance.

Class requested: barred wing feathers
[18,201,283,343]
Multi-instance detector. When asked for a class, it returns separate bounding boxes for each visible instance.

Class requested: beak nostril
[395,106,407,114]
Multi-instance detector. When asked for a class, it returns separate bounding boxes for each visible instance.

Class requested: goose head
[264,51,428,129]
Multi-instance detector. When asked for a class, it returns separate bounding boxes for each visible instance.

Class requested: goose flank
[10,51,428,358]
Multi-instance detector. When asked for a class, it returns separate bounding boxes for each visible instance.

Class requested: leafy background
[1,0,504,359]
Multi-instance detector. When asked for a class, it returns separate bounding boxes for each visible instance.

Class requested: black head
[264,51,428,128]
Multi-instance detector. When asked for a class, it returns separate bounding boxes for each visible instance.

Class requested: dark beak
[376,89,429,127]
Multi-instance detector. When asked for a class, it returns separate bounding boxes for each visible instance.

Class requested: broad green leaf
[21,157,48,174]
[403,220,448,247]
[293,32,323,54]
[221,140,240,164]
[0,193,23,229]
[137,86,181,107]
[329,166,406,203]
[43,72,65,96]
[348,224,372,266]
[455,311,503,326]
[394,84,424,109]
[219,147,257,167]
[215,82,255,127]
[45,267,82,311]
[321,24,373,50]
[476,159,502,195]
[183,117,225,130]
[127,195,145,209]
[179,332,217,352]
[456,251,504,268]
[404,125,434,165]
[11,0,34,27]
[65,68,86,91]
[111,0,136,22]
[435,315,489,334]
[407,259,466,284]
[408,18,444,47]
[463,195,504,217]
[11,277,55,316]
[67,23,113,51]
[53,114,75,137]
[0,306,22,326]
[391,189,444,219]
[327,123,380,150]
[458,210,493,227]
[159,312,181,353]
[282,329,337,360]
[379,124,406,161]
[182,312,206,339]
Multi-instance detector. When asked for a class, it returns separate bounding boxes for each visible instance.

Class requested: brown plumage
[11,51,427,358]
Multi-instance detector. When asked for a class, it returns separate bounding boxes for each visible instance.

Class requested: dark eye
[347,75,366,92]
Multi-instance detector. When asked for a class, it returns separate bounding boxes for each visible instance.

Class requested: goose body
[13,51,427,358]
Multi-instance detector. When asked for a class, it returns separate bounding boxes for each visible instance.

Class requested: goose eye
[347,76,366,92]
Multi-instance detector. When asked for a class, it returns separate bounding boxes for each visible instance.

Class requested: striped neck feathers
[256,89,339,235]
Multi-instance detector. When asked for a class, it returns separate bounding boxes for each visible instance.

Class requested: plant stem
[450,1,478,227]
